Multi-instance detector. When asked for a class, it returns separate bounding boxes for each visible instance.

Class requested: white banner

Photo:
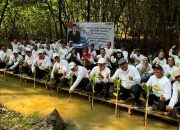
[67,22,114,50]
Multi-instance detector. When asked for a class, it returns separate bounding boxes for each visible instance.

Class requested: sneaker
[147,106,153,111]
[164,111,170,115]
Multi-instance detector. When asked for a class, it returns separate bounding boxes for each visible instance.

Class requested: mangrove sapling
[19,60,24,86]
[68,73,73,102]
[113,77,121,117]
[144,84,151,126]
[90,73,96,110]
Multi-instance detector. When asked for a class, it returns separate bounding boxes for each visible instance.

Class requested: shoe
[164,112,170,116]
[147,106,153,111]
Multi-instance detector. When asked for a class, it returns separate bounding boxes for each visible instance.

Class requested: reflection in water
[0,75,177,130]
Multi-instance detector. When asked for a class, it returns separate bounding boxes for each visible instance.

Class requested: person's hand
[106,73,109,78]
[69,88,73,93]
[32,70,36,74]
[129,76,133,81]
[160,95,166,101]
[166,106,173,111]
[171,45,176,49]
[140,83,146,88]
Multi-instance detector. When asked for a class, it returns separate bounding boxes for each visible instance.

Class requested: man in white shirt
[11,39,20,51]
[58,42,68,59]
[169,45,180,68]
[0,45,12,68]
[111,58,141,104]
[7,49,23,74]
[144,64,171,112]
[130,49,144,65]
[31,49,52,79]
[86,58,111,100]
[69,62,89,93]
[51,53,69,86]
[21,48,35,76]
[152,51,167,66]
[104,42,114,57]
[88,44,97,58]
[166,70,180,114]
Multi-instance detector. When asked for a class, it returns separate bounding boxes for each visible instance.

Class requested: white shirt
[90,66,111,83]
[31,56,52,71]
[152,57,167,66]
[24,54,36,66]
[169,49,180,68]
[51,59,70,79]
[122,50,128,60]
[136,63,153,75]
[105,48,115,57]
[146,75,171,100]
[162,64,178,76]
[20,44,32,56]
[130,51,144,62]
[58,47,68,59]
[45,49,53,59]
[32,50,38,58]
[0,49,13,62]
[8,54,23,70]
[111,65,141,89]
[168,81,180,107]
[11,42,20,51]
[70,66,89,91]
[88,49,97,57]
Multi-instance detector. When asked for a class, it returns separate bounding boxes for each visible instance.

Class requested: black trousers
[54,72,68,86]
[75,77,90,91]
[35,67,48,79]
[86,82,110,99]
[0,61,6,68]
[21,66,32,76]
[119,84,142,103]
[148,94,169,112]
[7,64,20,74]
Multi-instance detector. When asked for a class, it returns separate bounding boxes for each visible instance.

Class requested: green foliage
[68,72,73,86]
[113,77,120,97]
[0,108,43,130]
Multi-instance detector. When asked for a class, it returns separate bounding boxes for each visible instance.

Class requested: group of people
[0,38,180,116]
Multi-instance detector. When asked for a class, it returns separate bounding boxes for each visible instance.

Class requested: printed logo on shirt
[153,85,160,91]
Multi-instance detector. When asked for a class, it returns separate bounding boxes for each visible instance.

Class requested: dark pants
[0,61,6,68]
[119,84,142,103]
[86,82,110,99]
[21,66,32,76]
[54,72,68,86]
[7,64,20,74]
[148,94,169,112]
[35,67,48,79]
[75,77,90,91]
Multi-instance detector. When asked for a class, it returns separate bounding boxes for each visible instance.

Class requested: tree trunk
[58,0,63,39]
[87,0,90,22]
[0,0,8,31]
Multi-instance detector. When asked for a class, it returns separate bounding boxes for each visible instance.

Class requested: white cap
[116,49,122,53]
[53,53,60,59]
[97,58,106,64]
[69,62,76,69]
[13,49,19,54]
[25,47,32,52]
[38,49,44,54]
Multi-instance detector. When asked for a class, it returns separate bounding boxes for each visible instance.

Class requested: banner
[67,22,114,50]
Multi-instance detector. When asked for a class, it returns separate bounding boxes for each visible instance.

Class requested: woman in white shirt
[162,56,178,80]
[166,70,180,115]
[136,57,153,83]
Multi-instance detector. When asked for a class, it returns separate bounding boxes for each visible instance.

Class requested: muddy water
[0,74,177,130]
